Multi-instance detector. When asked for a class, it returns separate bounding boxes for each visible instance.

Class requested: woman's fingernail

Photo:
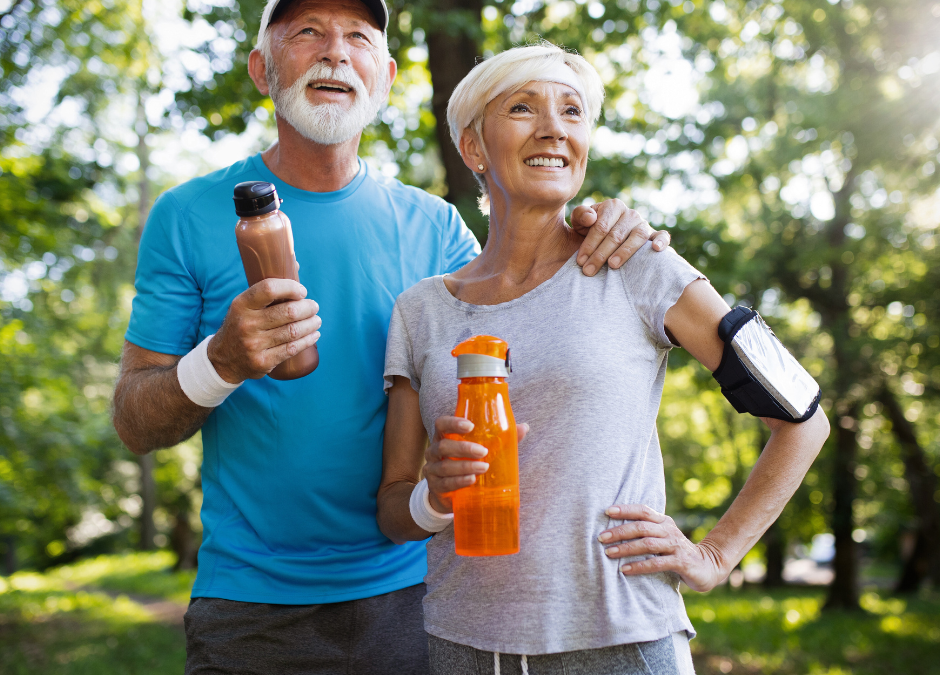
[655,241,663,250]
[606,506,621,517]
[475,462,489,472]
[605,546,619,557]
[584,264,596,276]
[577,255,588,266]
[459,421,473,431]
[598,531,612,543]
[610,256,621,267]
[621,564,633,572]
[312,331,321,342]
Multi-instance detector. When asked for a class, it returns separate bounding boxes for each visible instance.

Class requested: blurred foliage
[0,0,201,569]
[0,0,938,613]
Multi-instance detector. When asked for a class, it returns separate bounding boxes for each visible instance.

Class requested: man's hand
[571,199,671,276]
[208,278,322,384]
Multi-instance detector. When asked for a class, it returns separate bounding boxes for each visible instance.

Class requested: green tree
[0,0,182,569]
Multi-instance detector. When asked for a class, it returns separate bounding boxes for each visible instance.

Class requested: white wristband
[409,478,454,533]
[177,334,242,408]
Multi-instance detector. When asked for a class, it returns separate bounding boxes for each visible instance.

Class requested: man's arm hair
[112,340,214,455]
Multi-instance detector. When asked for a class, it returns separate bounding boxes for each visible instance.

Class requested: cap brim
[262,0,388,38]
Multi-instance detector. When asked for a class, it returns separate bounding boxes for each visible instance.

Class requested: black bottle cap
[233,181,281,217]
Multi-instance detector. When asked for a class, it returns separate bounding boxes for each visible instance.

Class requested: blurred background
[1,0,938,672]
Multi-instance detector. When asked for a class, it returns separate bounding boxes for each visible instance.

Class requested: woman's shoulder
[394,276,448,317]
[614,242,703,288]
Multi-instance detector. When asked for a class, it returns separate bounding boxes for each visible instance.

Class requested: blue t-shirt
[126,154,480,604]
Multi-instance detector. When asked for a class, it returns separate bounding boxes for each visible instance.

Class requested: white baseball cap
[258,0,389,45]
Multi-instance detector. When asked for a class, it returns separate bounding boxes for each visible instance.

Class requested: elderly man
[112,0,669,672]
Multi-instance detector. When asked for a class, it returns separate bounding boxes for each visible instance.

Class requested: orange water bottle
[446,335,519,557]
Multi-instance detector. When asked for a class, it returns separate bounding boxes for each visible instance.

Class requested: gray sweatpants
[428,632,696,675]
[184,583,428,675]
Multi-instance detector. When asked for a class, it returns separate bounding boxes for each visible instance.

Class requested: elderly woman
[377,44,829,675]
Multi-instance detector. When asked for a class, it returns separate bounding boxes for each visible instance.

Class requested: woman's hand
[425,417,529,514]
[598,504,727,592]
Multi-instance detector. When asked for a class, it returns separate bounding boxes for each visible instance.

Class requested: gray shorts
[184,583,428,675]
[428,632,695,675]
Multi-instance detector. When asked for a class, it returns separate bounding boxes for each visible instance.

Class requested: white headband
[488,63,587,113]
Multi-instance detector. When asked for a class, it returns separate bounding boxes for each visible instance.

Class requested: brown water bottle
[233,181,318,380]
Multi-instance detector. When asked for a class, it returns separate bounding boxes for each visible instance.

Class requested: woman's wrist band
[177,335,242,408]
[409,479,454,533]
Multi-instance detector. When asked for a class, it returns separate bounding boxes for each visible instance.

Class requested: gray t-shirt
[383,243,704,655]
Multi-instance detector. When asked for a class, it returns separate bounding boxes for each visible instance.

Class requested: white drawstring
[493,652,528,675]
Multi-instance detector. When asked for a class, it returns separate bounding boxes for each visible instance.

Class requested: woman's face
[479,80,590,210]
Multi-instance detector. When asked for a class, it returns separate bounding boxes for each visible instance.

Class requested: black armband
[712,306,821,422]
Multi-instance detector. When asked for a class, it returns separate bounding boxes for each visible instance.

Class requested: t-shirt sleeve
[125,192,203,355]
[384,300,420,394]
[441,203,481,274]
[619,242,707,349]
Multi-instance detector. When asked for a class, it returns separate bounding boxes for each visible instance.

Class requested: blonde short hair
[446,42,605,211]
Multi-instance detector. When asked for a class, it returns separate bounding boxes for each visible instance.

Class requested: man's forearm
[113,362,213,455]
[377,481,432,545]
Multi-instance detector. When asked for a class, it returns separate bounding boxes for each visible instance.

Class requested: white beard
[268,61,387,146]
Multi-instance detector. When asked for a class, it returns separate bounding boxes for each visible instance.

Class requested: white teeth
[525,157,565,167]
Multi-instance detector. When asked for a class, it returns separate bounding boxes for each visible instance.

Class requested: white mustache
[299,63,367,97]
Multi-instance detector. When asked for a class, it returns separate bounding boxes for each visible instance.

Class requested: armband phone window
[712,307,821,423]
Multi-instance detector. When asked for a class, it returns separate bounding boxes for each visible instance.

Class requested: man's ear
[382,57,397,100]
[458,129,486,174]
[248,49,270,96]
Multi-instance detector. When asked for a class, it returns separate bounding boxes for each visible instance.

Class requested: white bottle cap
[456,353,511,378]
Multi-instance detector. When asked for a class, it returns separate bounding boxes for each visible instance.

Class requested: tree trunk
[825,403,860,610]
[879,386,940,591]
[171,508,198,571]
[762,518,786,588]
[896,530,932,593]
[136,94,151,242]
[2,535,15,576]
[424,0,486,241]
[816,173,862,611]
[138,453,157,550]
[134,89,158,552]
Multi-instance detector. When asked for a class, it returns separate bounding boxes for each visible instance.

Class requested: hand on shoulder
[570,199,672,276]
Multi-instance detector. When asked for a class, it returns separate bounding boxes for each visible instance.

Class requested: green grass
[3,553,940,674]
[0,567,186,674]
[684,586,940,674]
[48,551,197,605]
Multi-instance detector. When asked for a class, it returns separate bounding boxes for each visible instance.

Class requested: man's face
[261,0,394,145]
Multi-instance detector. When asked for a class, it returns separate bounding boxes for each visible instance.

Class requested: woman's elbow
[763,407,829,460]
[809,407,830,455]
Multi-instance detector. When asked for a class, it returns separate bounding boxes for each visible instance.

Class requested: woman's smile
[523,155,569,168]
